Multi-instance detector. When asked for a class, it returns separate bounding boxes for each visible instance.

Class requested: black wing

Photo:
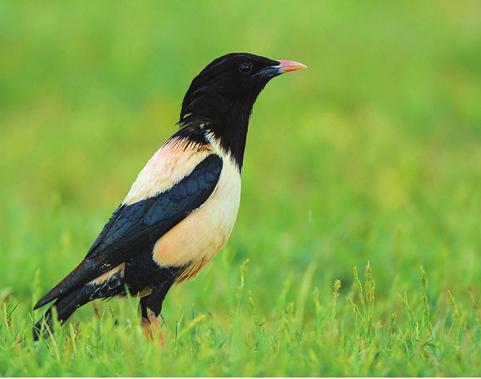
[34,154,223,309]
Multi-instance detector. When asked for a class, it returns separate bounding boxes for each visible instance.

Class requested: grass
[1,0,481,376]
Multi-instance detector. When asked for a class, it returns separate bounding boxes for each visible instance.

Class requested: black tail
[33,285,94,340]
[33,268,125,340]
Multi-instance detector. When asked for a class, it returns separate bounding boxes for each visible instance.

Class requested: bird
[33,52,306,341]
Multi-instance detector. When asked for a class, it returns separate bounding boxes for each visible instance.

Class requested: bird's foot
[141,307,164,346]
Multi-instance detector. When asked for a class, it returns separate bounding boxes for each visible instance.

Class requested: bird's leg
[139,284,174,346]
[141,307,164,346]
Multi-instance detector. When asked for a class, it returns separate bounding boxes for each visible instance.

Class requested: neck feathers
[178,98,254,171]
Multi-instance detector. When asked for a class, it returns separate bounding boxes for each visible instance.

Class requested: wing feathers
[34,153,223,309]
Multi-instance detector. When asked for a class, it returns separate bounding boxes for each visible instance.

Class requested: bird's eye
[238,62,253,74]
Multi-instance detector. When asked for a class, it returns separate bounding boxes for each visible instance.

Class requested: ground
[1,1,481,376]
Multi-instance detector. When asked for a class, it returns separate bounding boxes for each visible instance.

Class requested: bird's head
[179,53,307,126]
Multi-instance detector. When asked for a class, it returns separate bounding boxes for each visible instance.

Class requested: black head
[179,53,306,168]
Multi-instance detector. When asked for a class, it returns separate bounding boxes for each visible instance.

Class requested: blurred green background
[1,0,481,376]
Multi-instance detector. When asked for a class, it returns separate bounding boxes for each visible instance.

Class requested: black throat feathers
[178,95,257,171]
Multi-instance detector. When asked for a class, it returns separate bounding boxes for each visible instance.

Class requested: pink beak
[277,60,308,74]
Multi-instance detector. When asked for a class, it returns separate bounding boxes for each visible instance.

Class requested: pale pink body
[121,133,241,282]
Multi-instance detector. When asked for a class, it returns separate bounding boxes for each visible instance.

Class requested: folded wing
[34,153,223,309]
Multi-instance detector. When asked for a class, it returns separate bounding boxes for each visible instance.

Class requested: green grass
[1,0,481,376]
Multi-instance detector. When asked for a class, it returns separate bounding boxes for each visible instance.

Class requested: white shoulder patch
[123,137,213,205]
